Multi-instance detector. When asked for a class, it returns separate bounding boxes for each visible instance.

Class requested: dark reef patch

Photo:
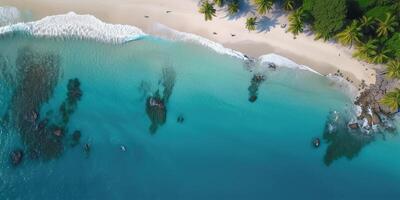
[145,67,176,134]
[4,47,84,163]
[322,111,374,166]
[248,74,265,103]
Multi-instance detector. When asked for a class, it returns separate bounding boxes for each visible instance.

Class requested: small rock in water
[249,95,257,103]
[348,123,359,129]
[312,138,321,148]
[177,115,184,123]
[53,128,63,137]
[268,63,277,70]
[10,149,24,166]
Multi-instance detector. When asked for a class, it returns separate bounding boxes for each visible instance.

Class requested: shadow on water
[145,67,176,134]
[322,111,375,166]
[2,47,84,164]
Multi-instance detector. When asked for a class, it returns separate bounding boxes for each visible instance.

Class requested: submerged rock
[10,149,24,166]
[312,138,321,148]
[177,114,184,123]
[348,123,359,129]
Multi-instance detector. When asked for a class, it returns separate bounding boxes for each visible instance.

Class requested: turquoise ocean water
[0,34,400,199]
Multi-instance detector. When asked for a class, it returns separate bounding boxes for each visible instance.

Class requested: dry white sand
[0,0,378,85]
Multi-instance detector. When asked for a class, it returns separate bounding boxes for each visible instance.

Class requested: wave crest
[0,12,146,43]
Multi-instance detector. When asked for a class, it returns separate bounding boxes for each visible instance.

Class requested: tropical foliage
[376,13,398,37]
[246,17,258,31]
[253,0,274,15]
[310,0,347,40]
[335,21,362,47]
[386,60,400,79]
[228,0,240,15]
[380,89,400,112]
[213,0,224,7]
[288,8,304,36]
[199,1,217,21]
[283,0,295,11]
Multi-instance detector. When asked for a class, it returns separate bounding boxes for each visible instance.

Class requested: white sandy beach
[0,0,377,85]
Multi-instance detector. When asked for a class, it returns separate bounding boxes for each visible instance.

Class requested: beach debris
[213,32,217,35]
[231,34,236,37]
[144,15,149,18]
[10,149,24,166]
[280,24,287,28]
[166,10,172,13]
[177,114,184,123]
[248,73,266,103]
[312,138,321,148]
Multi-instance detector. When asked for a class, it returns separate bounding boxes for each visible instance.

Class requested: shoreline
[0,0,377,86]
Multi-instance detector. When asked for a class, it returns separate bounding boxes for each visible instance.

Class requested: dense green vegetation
[198,0,400,108]
[246,17,258,31]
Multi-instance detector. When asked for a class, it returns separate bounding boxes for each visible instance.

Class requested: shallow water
[0,35,399,199]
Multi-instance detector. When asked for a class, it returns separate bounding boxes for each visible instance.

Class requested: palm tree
[246,17,258,31]
[386,60,400,79]
[283,0,295,11]
[372,47,390,64]
[288,8,304,37]
[376,13,398,37]
[353,39,378,62]
[199,1,217,21]
[380,88,400,112]
[335,20,362,47]
[214,0,224,7]
[253,0,274,15]
[359,16,374,29]
[228,0,240,15]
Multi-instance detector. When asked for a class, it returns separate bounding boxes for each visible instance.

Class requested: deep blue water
[0,35,399,199]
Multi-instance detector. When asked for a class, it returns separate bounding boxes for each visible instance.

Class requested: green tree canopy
[228,0,240,15]
[246,17,258,31]
[380,88,400,112]
[310,0,347,40]
[386,60,400,79]
[253,0,274,15]
[336,20,362,47]
[199,1,217,21]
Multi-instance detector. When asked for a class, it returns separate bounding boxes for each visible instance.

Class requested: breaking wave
[0,12,146,43]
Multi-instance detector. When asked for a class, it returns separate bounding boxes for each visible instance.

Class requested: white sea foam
[0,6,22,26]
[258,53,321,75]
[152,23,247,60]
[0,12,146,43]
